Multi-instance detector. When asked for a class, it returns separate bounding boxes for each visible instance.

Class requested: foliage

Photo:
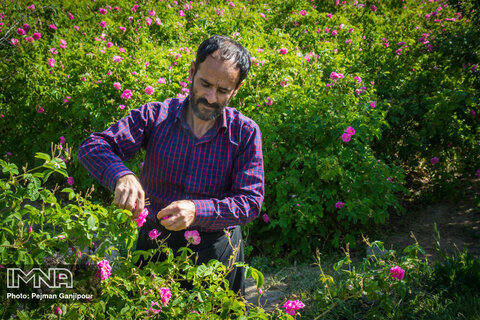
[0,152,297,319]
[307,236,480,319]
[0,0,478,261]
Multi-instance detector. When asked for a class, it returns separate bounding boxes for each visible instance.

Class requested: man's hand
[157,200,196,231]
[114,174,145,220]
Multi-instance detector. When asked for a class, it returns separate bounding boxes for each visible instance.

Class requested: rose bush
[0,0,478,261]
[0,151,299,319]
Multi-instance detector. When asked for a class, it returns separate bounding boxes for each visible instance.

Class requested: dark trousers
[136,218,245,296]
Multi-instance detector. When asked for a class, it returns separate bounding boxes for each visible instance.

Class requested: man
[78,35,264,295]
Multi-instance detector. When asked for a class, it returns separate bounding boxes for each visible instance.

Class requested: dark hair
[195,35,251,87]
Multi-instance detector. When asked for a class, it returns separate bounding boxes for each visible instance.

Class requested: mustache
[196,98,221,110]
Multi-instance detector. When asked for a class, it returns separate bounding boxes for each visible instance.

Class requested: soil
[245,178,480,311]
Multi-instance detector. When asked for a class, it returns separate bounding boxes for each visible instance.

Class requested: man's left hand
[157,200,196,231]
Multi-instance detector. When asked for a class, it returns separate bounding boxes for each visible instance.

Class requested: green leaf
[245,267,264,289]
[87,215,97,230]
[35,152,51,162]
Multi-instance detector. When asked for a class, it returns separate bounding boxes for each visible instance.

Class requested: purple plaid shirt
[78,97,264,232]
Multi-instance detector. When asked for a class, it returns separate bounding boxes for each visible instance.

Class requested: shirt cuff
[191,199,215,229]
[103,162,134,191]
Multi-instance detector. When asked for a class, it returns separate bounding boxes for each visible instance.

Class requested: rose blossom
[144,86,154,95]
[97,259,112,281]
[283,300,305,316]
[149,229,161,240]
[113,82,121,90]
[346,126,356,136]
[135,207,149,227]
[341,133,351,142]
[160,287,171,306]
[389,266,405,280]
[335,201,345,209]
[184,230,201,245]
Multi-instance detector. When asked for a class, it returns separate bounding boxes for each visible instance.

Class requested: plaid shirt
[78,97,264,232]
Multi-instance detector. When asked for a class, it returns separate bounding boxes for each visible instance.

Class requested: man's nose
[204,87,217,104]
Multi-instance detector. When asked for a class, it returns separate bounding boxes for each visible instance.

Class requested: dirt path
[245,179,480,311]
[379,179,480,259]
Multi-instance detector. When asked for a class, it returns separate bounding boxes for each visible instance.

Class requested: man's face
[188,52,241,121]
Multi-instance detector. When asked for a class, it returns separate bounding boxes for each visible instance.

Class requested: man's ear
[188,61,196,81]
[232,80,245,97]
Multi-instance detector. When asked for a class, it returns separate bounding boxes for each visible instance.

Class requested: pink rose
[149,301,161,314]
[158,77,166,84]
[335,201,345,209]
[430,157,439,165]
[11,38,19,46]
[97,259,112,281]
[99,8,107,15]
[67,176,74,185]
[144,86,154,95]
[283,300,305,316]
[279,48,288,55]
[113,82,121,90]
[341,133,351,142]
[16,28,25,35]
[262,213,269,223]
[149,229,161,240]
[184,230,201,245]
[389,266,405,280]
[33,32,41,40]
[160,287,171,306]
[135,207,149,227]
[120,89,133,99]
[48,58,55,67]
[100,21,107,28]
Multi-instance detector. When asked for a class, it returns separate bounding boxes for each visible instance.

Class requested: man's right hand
[113,174,145,220]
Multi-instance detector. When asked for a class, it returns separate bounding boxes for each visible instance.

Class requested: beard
[189,81,229,121]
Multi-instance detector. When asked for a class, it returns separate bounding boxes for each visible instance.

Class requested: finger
[134,189,145,216]
[156,203,175,220]
[161,217,184,231]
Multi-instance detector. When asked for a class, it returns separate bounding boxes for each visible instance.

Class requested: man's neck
[186,104,216,139]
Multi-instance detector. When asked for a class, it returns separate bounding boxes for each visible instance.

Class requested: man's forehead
[195,53,240,85]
